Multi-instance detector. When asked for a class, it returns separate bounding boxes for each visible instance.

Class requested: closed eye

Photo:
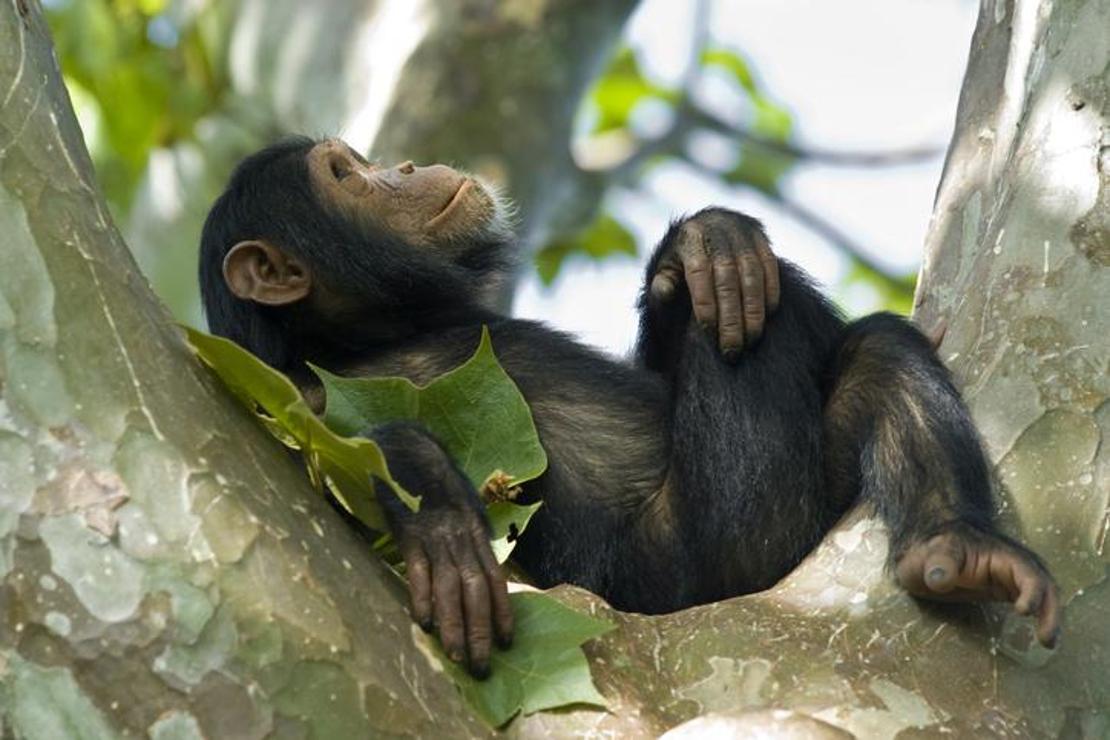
[329,156,353,181]
[347,146,374,168]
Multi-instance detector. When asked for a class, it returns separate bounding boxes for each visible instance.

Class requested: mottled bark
[1,5,485,737]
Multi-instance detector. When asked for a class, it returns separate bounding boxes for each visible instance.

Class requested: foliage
[43,3,913,315]
[44,0,229,212]
[702,47,796,196]
[185,326,610,726]
[588,47,679,134]
[543,44,798,280]
[535,213,638,285]
[842,259,917,316]
[314,327,547,494]
[437,592,614,727]
[184,327,412,531]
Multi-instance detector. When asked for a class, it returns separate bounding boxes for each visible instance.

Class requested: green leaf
[725,142,795,196]
[841,259,917,315]
[436,592,614,727]
[183,327,419,531]
[589,47,678,134]
[190,328,611,726]
[535,213,638,285]
[314,327,547,493]
[700,47,758,95]
[45,0,229,213]
[752,94,793,140]
[488,501,543,564]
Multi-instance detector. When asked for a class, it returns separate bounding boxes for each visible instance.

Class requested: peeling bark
[909,1,1110,730]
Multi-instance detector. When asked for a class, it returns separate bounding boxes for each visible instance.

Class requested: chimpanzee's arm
[634,208,845,603]
[368,422,512,678]
[822,314,1062,646]
[637,208,779,374]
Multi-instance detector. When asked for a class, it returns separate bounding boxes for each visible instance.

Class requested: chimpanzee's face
[306,139,499,249]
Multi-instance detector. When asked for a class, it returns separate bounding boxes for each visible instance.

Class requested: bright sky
[514,0,978,356]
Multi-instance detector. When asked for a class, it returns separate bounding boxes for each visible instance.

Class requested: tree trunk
[2,0,1106,738]
[1,6,486,737]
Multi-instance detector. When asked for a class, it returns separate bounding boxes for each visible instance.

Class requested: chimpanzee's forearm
[820,313,996,556]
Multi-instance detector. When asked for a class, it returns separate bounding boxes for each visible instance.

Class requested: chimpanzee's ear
[222,240,311,306]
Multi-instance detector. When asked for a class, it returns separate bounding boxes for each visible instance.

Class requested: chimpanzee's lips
[426,178,472,227]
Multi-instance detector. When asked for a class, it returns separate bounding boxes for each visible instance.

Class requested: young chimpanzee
[199,136,1060,677]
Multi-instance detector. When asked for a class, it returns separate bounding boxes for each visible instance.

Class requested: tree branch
[765,191,914,291]
[684,104,945,166]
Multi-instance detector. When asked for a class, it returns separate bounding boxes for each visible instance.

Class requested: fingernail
[926,567,947,585]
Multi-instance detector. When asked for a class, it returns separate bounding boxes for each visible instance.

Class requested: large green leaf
[437,592,614,727]
[314,327,547,493]
[184,327,418,531]
[189,328,610,727]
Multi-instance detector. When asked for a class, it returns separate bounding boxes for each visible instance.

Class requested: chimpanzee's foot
[894,521,1062,648]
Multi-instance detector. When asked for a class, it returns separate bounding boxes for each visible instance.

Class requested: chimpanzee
[199,136,1060,677]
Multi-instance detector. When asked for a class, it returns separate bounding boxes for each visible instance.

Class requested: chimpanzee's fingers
[713,256,744,359]
[428,540,466,665]
[895,533,966,596]
[452,537,493,678]
[400,540,434,631]
[678,225,717,333]
[753,236,780,312]
[1013,564,1044,617]
[1001,553,1061,647]
[737,249,765,345]
[471,522,513,649]
[650,266,682,302]
[985,548,1024,603]
[921,548,962,594]
[1037,579,1062,649]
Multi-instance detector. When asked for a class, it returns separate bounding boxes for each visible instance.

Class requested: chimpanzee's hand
[392,504,513,678]
[650,208,780,361]
[369,422,513,678]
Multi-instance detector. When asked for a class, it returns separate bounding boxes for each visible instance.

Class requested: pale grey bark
[1,4,485,737]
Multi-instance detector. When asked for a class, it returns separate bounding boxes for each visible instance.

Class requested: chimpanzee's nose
[397,161,415,174]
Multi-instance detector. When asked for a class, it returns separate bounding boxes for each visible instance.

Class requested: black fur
[200,140,1006,616]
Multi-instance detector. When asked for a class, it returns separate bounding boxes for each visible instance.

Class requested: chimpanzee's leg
[654,261,846,603]
[821,314,1061,646]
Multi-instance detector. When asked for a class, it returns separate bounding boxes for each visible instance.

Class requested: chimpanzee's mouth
[426,179,472,228]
